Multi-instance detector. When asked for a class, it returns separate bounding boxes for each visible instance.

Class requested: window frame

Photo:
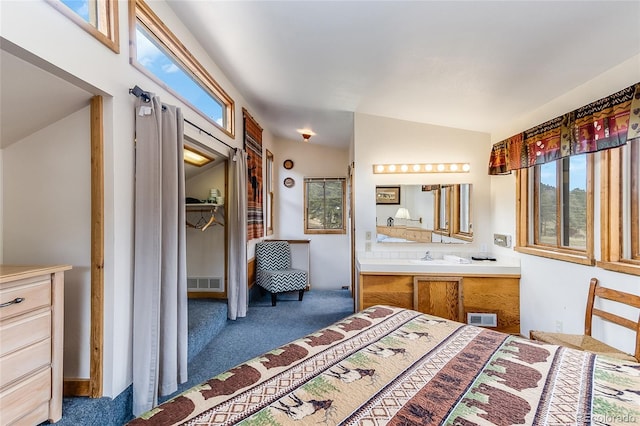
[303,178,347,235]
[599,144,640,276]
[432,185,451,239]
[47,0,119,53]
[265,150,274,236]
[515,154,595,265]
[129,0,235,137]
[451,183,473,242]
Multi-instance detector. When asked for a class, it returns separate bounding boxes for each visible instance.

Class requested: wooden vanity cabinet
[0,265,70,425]
[359,273,520,334]
[360,274,414,310]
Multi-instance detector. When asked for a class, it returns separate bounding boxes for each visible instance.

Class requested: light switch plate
[493,233,512,248]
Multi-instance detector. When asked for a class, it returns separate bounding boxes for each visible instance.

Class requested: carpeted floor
[46,289,354,425]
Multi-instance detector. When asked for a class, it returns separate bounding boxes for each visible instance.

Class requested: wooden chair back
[584,278,640,361]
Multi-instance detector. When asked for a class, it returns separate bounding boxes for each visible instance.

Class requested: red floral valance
[488,82,640,175]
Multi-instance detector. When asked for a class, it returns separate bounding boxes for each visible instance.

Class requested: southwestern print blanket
[129,306,640,425]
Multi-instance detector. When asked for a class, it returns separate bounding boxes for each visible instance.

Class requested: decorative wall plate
[284,177,295,188]
[283,159,294,170]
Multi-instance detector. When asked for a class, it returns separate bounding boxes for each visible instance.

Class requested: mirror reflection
[376,184,473,243]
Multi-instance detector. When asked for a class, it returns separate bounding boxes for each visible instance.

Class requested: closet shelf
[186,203,222,211]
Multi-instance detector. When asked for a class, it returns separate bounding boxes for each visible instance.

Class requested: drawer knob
[0,297,25,308]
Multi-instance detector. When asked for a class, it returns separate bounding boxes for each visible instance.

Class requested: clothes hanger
[201,212,216,231]
[194,211,208,229]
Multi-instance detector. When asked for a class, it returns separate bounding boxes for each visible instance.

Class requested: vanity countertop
[357,256,521,275]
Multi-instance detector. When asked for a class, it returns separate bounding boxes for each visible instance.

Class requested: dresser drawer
[0,367,51,425]
[0,310,51,358]
[0,278,51,321]
[0,338,51,388]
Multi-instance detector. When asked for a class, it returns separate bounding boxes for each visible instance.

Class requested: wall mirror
[375,184,473,243]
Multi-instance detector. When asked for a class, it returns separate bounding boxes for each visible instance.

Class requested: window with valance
[488,83,640,175]
[492,82,640,272]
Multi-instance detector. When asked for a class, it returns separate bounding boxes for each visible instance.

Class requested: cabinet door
[413,276,463,321]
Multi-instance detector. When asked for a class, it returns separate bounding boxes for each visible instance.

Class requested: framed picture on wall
[376,186,401,204]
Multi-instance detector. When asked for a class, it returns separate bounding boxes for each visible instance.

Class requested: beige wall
[185,162,226,282]
[489,54,640,354]
[3,106,92,378]
[0,0,271,397]
[273,138,351,290]
[353,113,492,255]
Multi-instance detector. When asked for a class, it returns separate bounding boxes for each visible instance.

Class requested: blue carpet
[45,289,353,425]
[187,298,227,362]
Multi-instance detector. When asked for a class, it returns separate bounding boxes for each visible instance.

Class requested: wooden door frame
[63,96,104,398]
[90,95,104,397]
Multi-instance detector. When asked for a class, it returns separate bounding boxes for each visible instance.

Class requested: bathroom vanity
[356,256,521,335]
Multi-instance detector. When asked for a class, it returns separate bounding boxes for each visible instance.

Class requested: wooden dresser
[0,265,70,425]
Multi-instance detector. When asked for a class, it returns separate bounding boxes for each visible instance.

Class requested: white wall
[185,162,226,282]
[3,106,92,378]
[354,113,492,255]
[1,0,271,397]
[489,54,640,354]
[273,139,350,290]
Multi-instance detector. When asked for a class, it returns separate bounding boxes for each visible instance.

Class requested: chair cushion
[256,241,292,270]
[257,268,307,293]
[530,331,638,362]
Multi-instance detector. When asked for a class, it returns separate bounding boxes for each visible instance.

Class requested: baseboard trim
[64,378,90,397]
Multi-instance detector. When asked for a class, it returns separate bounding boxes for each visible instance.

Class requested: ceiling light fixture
[297,128,316,142]
[372,163,471,174]
[184,145,214,167]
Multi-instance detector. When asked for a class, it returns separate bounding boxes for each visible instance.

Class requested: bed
[129,305,640,425]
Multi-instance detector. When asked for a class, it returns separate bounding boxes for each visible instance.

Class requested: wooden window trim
[515,157,595,266]
[46,0,120,53]
[266,150,274,236]
[598,147,640,276]
[451,184,473,242]
[433,185,451,235]
[303,178,347,235]
[129,0,235,138]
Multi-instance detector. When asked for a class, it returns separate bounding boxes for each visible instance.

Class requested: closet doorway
[0,46,104,397]
[183,138,228,299]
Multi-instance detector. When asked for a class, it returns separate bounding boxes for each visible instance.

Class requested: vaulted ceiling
[167,1,640,148]
[1,2,638,151]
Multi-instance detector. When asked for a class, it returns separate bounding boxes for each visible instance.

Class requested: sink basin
[409,259,452,265]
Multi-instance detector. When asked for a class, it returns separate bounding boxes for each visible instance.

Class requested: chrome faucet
[421,251,433,261]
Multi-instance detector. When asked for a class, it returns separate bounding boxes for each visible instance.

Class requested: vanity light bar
[372,163,471,174]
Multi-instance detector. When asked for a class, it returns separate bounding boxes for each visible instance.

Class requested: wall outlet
[366,231,372,241]
[365,242,372,252]
[555,320,563,333]
[480,243,487,253]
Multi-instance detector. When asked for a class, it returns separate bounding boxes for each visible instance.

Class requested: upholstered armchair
[255,241,307,306]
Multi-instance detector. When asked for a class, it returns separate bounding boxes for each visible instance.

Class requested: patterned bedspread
[129,306,640,425]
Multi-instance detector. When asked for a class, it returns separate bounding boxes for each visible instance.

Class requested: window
[599,143,640,275]
[433,185,451,236]
[265,150,274,236]
[452,183,473,241]
[47,0,119,53]
[304,178,346,234]
[516,154,594,265]
[130,0,234,137]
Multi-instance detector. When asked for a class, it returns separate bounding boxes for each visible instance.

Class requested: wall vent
[467,312,497,327]
[187,277,223,292]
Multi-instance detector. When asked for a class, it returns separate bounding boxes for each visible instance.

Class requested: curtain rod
[128,85,236,151]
